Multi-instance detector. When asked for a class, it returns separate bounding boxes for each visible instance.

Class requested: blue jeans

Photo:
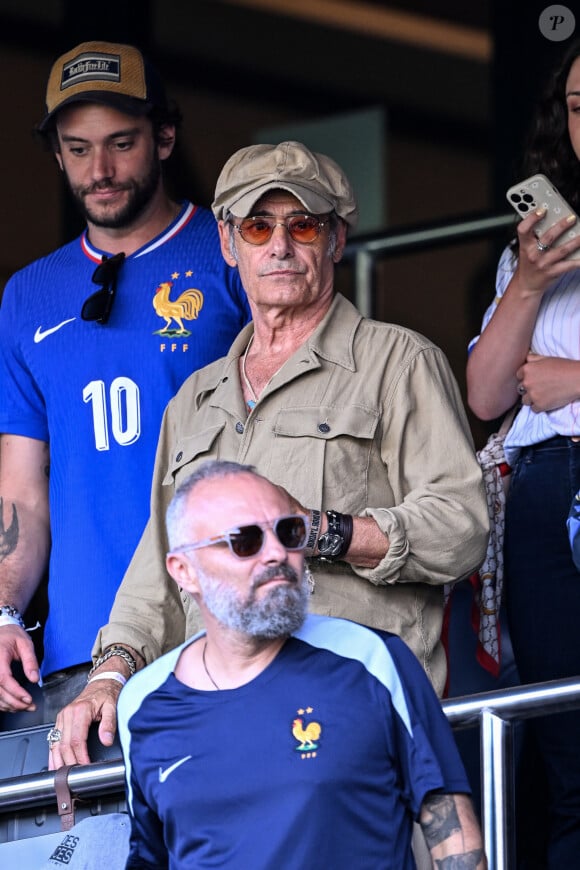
[506,436,580,868]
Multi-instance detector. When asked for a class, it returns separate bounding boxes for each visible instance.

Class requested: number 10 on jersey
[83,377,141,451]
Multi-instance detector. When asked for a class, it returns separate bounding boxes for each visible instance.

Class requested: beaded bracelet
[87,671,127,687]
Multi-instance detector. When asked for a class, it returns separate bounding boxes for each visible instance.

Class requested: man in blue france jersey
[0,41,250,727]
[118,460,486,869]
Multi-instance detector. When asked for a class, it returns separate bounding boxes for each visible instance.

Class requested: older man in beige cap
[51,140,488,768]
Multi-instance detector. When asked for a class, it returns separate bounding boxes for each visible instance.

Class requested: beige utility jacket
[97,294,488,694]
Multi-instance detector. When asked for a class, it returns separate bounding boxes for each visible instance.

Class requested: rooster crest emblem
[153,280,204,336]
[292,708,322,754]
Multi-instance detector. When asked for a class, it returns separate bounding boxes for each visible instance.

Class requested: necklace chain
[241,334,257,410]
[202,641,220,690]
[241,334,288,411]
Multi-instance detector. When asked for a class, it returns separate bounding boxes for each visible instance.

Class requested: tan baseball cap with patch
[39,40,168,131]
[212,141,359,227]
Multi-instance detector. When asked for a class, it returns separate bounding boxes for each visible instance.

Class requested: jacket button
[235,422,244,434]
[318,423,330,433]
[176,451,183,461]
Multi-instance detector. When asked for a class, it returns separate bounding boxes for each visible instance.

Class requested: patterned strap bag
[443,405,518,688]
[468,407,518,676]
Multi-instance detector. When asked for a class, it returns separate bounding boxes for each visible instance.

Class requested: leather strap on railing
[54,764,79,831]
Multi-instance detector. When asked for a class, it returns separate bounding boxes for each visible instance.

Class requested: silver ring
[517,384,526,396]
[536,239,551,252]
[46,726,62,747]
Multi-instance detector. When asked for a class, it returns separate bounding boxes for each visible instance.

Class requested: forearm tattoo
[422,794,484,868]
[0,497,19,562]
[422,795,461,846]
[434,853,484,869]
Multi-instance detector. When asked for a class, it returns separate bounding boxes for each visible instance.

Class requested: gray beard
[198,562,309,639]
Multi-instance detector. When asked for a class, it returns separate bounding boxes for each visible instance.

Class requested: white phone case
[506,173,580,260]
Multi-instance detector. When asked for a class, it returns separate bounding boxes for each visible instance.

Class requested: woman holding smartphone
[467,39,580,868]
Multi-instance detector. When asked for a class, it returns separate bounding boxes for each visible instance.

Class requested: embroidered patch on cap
[61,51,122,91]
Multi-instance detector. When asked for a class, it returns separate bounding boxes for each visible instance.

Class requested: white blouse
[470,245,580,464]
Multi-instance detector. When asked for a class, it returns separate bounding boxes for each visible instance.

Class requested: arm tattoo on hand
[0,497,19,562]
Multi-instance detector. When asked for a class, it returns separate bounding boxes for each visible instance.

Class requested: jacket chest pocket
[163,424,226,487]
[269,405,379,509]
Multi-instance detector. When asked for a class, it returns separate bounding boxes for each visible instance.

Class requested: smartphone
[506,173,580,260]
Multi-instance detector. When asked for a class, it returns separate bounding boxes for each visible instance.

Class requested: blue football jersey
[0,202,251,674]
[120,615,470,869]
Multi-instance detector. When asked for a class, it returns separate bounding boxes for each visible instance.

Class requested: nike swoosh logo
[159,755,192,783]
[34,318,76,343]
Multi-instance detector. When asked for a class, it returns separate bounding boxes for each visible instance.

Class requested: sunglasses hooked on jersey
[230,214,328,246]
[171,514,311,560]
[81,252,126,324]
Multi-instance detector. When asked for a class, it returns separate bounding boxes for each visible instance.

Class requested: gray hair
[166,460,257,550]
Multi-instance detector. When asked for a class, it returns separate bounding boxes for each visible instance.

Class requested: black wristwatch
[317,510,353,560]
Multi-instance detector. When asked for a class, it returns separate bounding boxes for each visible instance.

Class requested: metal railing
[443,676,580,868]
[0,759,125,811]
[341,211,515,317]
[1,677,580,868]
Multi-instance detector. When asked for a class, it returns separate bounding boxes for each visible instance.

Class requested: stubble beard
[66,156,162,229]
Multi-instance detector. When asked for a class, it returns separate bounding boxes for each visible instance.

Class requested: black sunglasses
[170,514,311,560]
[81,252,126,324]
